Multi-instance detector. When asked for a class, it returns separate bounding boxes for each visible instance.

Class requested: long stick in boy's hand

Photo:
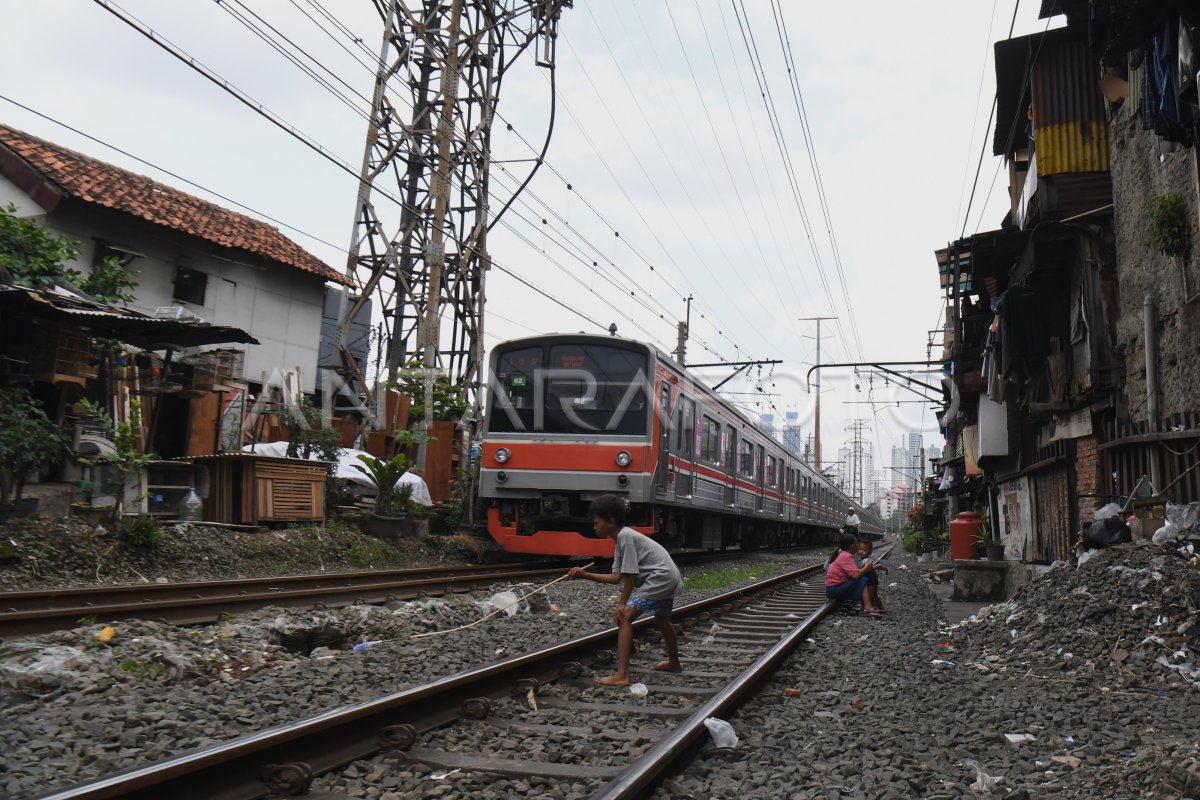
[410,561,594,639]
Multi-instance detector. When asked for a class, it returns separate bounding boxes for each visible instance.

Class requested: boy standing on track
[567,494,683,686]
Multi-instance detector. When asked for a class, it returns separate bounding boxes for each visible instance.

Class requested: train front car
[479,335,657,557]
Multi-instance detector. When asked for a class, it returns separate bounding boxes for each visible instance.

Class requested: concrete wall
[0,177,327,383]
[1110,105,1200,422]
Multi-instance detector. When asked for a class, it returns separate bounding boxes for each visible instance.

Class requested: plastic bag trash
[487,591,522,617]
[897,564,909,571]
[1153,523,1179,544]
[1084,516,1131,549]
[704,717,738,749]
[628,682,648,697]
[962,759,1003,793]
[1166,502,1200,531]
[888,582,899,588]
[353,640,382,652]
[1077,549,1098,568]
[1095,502,1123,520]
[931,659,955,668]
[96,626,117,644]
[1004,733,1036,744]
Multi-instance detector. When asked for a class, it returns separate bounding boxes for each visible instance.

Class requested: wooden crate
[199,454,327,525]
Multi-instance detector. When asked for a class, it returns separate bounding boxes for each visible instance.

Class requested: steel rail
[0,548,825,638]
[0,563,574,638]
[595,543,896,799]
[33,563,824,800]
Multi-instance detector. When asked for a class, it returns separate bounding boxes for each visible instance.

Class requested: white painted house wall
[0,173,325,383]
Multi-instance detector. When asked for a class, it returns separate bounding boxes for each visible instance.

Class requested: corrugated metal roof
[1031,40,1110,174]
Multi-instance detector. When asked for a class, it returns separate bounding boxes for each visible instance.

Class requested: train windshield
[488,342,650,435]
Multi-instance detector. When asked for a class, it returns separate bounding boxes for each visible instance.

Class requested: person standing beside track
[567,494,684,686]
[844,506,861,535]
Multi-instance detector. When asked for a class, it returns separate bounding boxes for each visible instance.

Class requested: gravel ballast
[0,551,799,797]
[4,542,1198,799]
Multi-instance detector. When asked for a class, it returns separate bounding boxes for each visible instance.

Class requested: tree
[0,203,137,304]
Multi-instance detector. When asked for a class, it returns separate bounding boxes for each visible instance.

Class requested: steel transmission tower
[334,0,571,414]
[844,418,871,506]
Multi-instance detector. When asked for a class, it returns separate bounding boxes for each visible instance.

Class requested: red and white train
[478,333,883,557]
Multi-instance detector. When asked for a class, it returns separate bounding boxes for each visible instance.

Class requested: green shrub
[1147,193,1192,258]
[118,515,161,549]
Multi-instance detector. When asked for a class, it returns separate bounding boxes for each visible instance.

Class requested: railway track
[0,562,575,638]
[34,547,889,800]
[0,547,825,638]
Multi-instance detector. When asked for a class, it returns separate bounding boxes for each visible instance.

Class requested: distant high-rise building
[759,413,776,439]
[905,432,923,455]
[783,411,802,455]
[891,446,912,488]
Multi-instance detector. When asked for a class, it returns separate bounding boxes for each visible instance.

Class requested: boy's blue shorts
[628,594,674,617]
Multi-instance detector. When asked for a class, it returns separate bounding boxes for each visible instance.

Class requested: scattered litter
[850,698,865,711]
[96,626,117,644]
[527,687,539,710]
[888,582,898,588]
[854,635,869,645]
[1063,736,1075,744]
[487,591,522,617]
[429,769,461,780]
[1004,733,1036,744]
[154,577,168,585]
[961,759,1003,793]
[897,564,909,571]
[352,640,382,652]
[783,688,802,697]
[931,659,955,669]
[784,613,800,619]
[549,604,560,613]
[628,683,648,698]
[703,717,738,748]
[1052,755,1082,768]
[495,648,505,656]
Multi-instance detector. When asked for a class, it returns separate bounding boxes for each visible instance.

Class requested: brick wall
[1075,433,1100,524]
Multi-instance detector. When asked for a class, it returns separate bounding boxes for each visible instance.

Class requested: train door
[676,396,695,497]
[755,444,765,511]
[656,382,671,494]
[724,426,737,506]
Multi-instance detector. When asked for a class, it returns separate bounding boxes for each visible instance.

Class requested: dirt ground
[0,513,491,591]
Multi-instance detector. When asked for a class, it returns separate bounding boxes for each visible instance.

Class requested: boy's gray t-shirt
[612,527,682,600]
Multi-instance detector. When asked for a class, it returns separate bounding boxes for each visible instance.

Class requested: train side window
[701,416,721,462]
[738,439,753,477]
[765,455,777,488]
[755,445,764,484]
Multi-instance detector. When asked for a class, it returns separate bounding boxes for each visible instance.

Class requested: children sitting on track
[858,539,888,613]
[824,532,881,617]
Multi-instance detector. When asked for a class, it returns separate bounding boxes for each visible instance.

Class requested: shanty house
[0,123,353,390]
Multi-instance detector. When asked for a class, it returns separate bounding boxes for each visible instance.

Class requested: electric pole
[674,294,693,365]
[799,316,837,472]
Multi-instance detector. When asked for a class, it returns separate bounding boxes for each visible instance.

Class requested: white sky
[0,1,1059,489]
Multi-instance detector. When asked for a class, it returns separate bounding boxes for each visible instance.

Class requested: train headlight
[615,450,633,467]
[495,447,511,464]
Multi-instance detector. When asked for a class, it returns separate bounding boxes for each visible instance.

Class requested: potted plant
[977,524,1006,561]
[77,398,156,518]
[353,452,415,540]
[0,388,68,518]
